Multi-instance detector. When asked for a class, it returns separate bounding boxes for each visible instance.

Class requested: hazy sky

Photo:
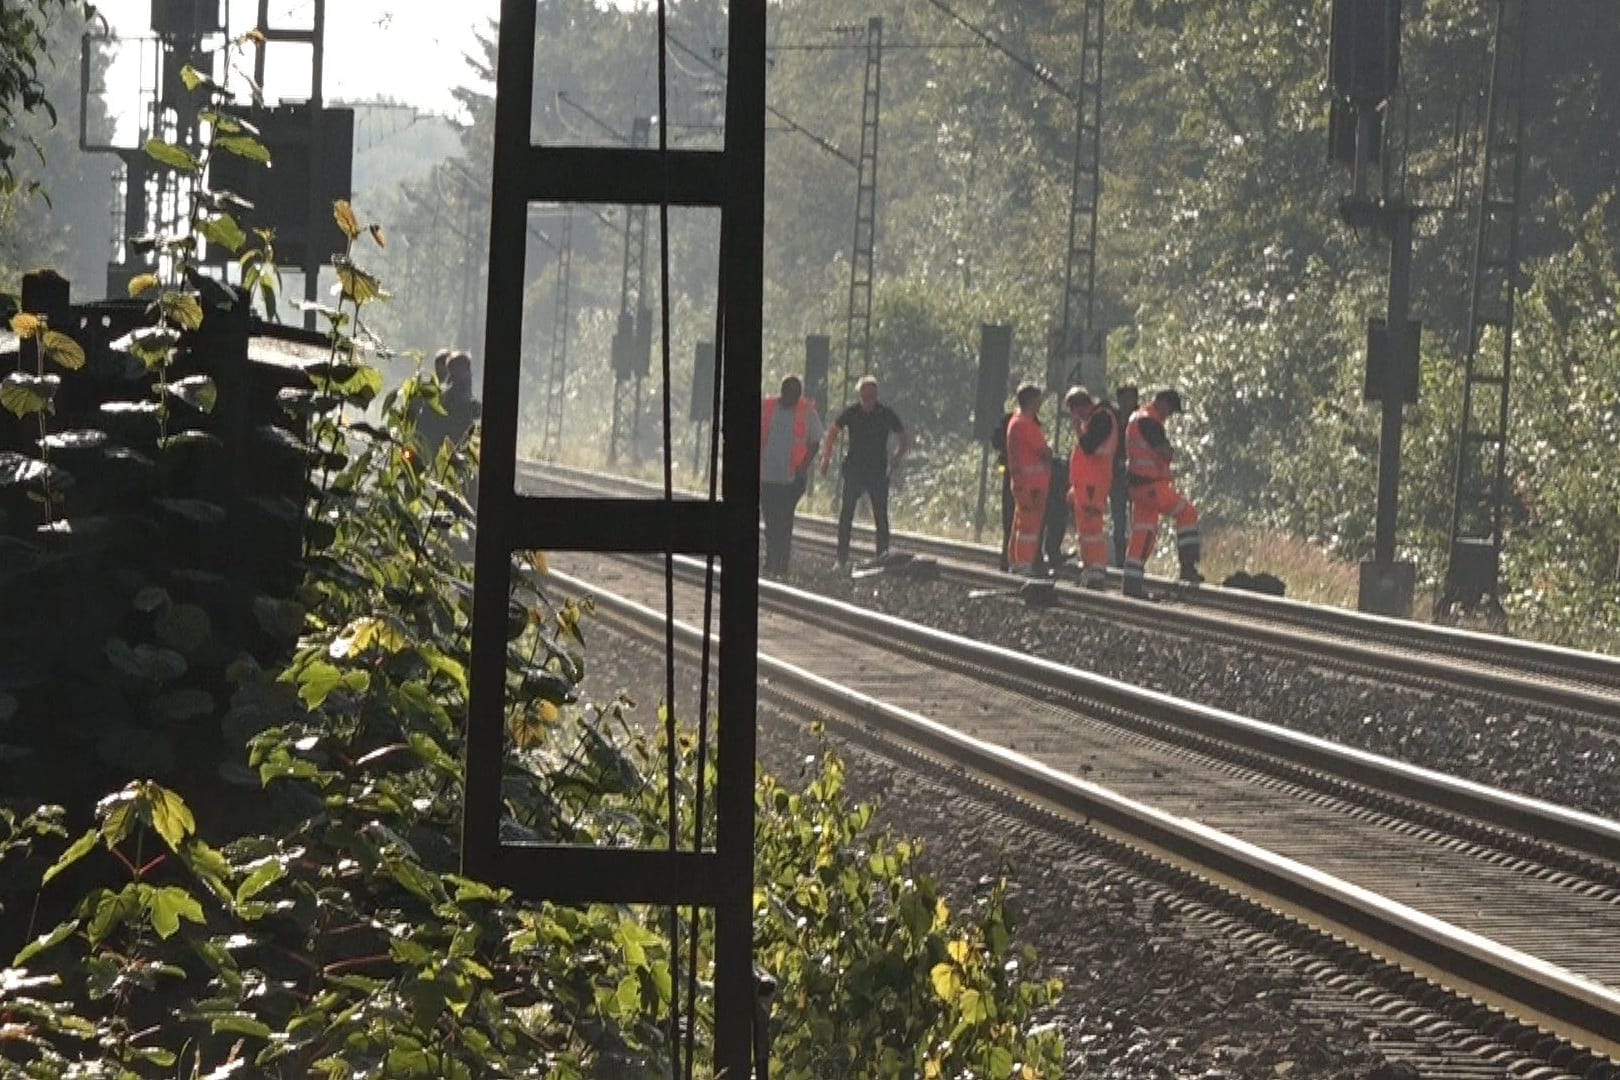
[92,0,501,125]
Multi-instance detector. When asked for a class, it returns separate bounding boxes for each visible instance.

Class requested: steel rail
[553,560,1620,1058]
[521,460,1620,716]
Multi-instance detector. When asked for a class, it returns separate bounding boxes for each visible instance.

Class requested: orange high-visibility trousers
[1008,480,1049,571]
[1070,477,1111,572]
[1123,480,1199,589]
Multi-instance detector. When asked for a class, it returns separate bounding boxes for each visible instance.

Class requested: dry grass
[1185,526,1361,609]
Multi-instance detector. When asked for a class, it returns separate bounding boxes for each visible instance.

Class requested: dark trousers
[1110,481,1130,567]
[999,468,1014,571]
[1039,458,1068,569]
[837,469,890,564]
[761,475,807,573]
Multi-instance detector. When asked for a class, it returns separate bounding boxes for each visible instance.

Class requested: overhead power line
[919,0,1073,100]
[665,32,857,168]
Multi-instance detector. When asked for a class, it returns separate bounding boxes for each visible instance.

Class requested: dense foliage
[323,0,1620,642]
[2,72,1064,1062]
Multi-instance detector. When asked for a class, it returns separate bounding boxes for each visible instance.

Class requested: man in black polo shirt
[819,375,909,569]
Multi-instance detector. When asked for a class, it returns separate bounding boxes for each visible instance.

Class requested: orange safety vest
[762,396,813,474]
[1125,404,1174,483]
[1071,409,1117,490]
[1005,413,1049,484]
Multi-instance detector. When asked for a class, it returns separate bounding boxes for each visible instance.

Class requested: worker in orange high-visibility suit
[1064,386,1118,589]
[1004,382,1053,575]
[760,375,824,575]
[1123,388,1201,598]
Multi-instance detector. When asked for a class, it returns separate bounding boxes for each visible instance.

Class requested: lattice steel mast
[610,117,653,465]
[842,16,883,404]
[1052,0,1105,450]
[1440,0,1529,618]
[539,208,573,459]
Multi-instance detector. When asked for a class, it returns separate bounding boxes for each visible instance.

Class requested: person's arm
[803,410,826,474]
[819,420,842,475]
[1140,416,1171,455]
[1078,411,1113,455]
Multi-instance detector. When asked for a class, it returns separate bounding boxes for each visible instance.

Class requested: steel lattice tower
[842,16,883,404]
[539,208,573,459]
[1440,0,1529,618]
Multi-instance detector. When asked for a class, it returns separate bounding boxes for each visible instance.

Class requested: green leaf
[87,885,143,945]
[148,784,196,849]
[109,326,180,369]
[13,919,78,965]
[144,138,200,172]
[334,258,385,305]
[152,687,215,722]
[154,498,226,525]
[145,884,204,938]
[164,375,218,415]
[215,134,271,164]
[104,638,188,685]
[155,603,213,653]
[133,585,171,613]
[157,431,224,451]
[235,860,286,905]
[957,987,990,1024]
[41,829,98,886]
[197,213,248,254]
[1,372,60,418]
[41,330,86,371]
[209,1012,273,1039]
[160,291,205,331]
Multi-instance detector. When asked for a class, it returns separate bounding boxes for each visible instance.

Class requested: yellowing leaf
[333,199,362,239]
[9,313,41,339]
[946,938,973,966]
[929,961,962,1003]
[368,223,387,248]
[42,330,86,371]
[127,273,161,298]
[160,291,205,332]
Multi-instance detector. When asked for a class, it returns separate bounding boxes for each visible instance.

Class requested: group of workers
[999,382,1200,598]
[760,370,1200,598]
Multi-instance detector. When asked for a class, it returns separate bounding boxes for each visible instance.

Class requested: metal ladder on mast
[842,16,882,404]
[465,1,766,1074]
[1051,0,1106,455]
[539,207,573,459]
[1440,0,1528,619]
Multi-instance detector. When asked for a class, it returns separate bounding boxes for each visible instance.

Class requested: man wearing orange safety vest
[1123,388,1201,598]
[1064,386,1117,589]
[1004,383,1053,575]
[760,375,824,575]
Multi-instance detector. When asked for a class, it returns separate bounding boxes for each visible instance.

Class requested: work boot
[1123,574,1147,599]
[1081,566,1107,590]
[1178,553,1204,584]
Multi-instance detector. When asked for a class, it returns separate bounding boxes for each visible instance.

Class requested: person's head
[1115,384,1139,414]
[857,375,879,410]
[1014,382,1043,414]
[779,375,803,406]
[432,348,452,382]
[1153,388,1183,417]
[446,350,473,389]
[1064,385,1094,424]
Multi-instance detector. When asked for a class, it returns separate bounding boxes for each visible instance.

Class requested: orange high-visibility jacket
[1070,407,1118,492]
[1005,413,1049,484]
[762,397,814,474]
[1125,404,1174,484]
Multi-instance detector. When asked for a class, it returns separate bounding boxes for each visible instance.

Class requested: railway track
[545,548,1620,1073]
[522,460,1620,737]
